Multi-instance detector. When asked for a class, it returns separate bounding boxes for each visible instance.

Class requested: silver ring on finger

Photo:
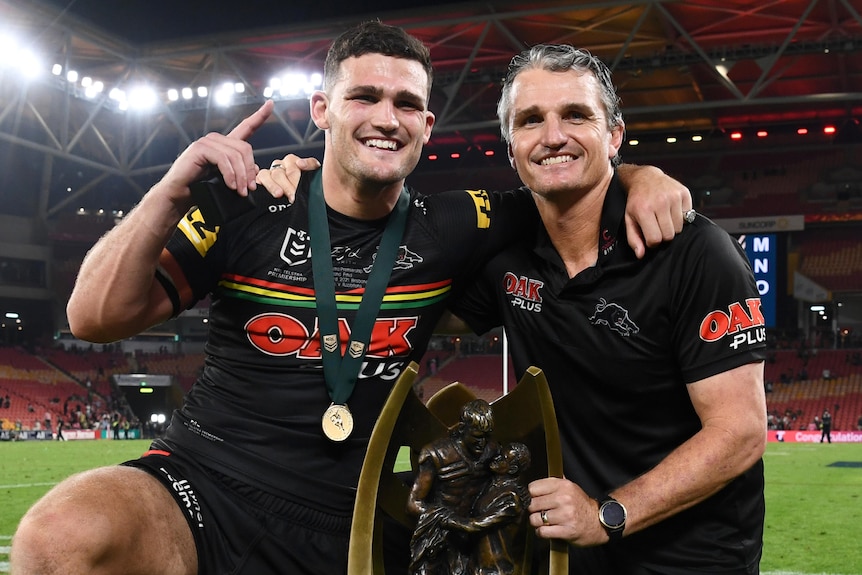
[683,209,696,224]
[270,162,284,170]
[541,510,550,525]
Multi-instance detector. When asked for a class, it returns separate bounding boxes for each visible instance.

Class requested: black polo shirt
[451,174,766,573]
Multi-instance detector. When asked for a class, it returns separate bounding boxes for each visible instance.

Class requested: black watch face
[601,501,626,529]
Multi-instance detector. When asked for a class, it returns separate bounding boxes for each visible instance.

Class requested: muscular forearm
[612,419,765,535]
[66,182,190,342]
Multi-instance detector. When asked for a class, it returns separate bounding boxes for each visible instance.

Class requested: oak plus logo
[503,272,543,312]
[699,297,766,349]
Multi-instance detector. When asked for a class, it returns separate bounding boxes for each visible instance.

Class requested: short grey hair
[497,44,624,163]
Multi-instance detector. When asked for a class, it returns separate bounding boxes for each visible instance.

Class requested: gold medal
[322,403,354,442]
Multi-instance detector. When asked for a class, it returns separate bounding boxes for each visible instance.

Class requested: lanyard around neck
[307,171,410,405]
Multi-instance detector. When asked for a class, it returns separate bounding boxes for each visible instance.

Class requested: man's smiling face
[506,67,623,200]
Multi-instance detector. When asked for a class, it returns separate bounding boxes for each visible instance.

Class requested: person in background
[11,22,690,575]
[820,408,832,443]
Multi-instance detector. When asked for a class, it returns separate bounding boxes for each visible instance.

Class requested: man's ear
[423,110,436,144]
[310,90,330,130]
[507,144,516,170]
[608,120,625,160]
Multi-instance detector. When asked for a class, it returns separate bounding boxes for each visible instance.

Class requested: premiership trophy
[347,361,567,575]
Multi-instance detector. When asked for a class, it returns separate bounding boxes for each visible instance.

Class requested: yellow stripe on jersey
[178,208,219,258]
[466,190,491,229]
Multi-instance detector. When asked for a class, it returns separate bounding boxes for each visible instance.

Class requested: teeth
[541,155,573,166]
[366,139,397,150]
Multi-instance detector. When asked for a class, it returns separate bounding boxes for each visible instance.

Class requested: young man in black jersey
[450,45,767,574]
[12,23,690,575]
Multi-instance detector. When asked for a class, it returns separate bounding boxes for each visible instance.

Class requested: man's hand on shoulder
[618,164,693,258]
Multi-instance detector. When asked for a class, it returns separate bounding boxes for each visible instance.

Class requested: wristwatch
[596,494,627,542]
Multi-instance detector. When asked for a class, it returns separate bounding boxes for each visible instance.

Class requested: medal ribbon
[308,170,410,405]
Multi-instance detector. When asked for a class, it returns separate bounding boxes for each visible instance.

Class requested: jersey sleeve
[424,187,534,336]
[156,205,230,314]
[425,187,537,271]
[670,221,767,383]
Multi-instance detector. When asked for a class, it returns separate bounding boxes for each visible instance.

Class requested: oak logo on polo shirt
[699,297,766,349]
[503,272,543,312]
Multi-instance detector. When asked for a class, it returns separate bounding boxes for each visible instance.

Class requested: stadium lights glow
[5,35,325,112]
[691,135,703,142]
[214,82,245,107]
[0,35,42,79]
[127,86,158,111]
[628,139,639,146]
[266,71,323,99]
[666,136,677,143]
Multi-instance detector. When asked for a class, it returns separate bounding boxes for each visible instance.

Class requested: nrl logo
[349,341,366,358]
[323,334,338,353]
[280,227,311,266]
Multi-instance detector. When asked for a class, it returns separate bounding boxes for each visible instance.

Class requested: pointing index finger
[228,100,274,141]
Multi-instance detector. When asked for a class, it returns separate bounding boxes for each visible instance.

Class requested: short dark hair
[324,20,433,97]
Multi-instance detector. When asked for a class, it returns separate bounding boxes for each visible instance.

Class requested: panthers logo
[364,245,423,273]
[589,298,639,337]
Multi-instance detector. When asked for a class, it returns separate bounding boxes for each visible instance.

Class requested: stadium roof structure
[1,0,861,222]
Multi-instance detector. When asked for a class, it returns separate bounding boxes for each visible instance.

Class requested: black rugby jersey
[153,170,530,513]
[452,174,767,573]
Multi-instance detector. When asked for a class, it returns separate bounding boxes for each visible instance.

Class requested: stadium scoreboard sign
[737,234,776,328]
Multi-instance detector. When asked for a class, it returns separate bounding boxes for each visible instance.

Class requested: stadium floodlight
[181,87,193,100]
[127,85,158,111]
[84,79,104,99]
[66,69,78,83]
[15,48,41,79]
[214,82,235,107]
[52,63,62,76]
[267,70,323,100]
[167,88,179,101]
[197,86,208,98]
[0,34,17,68]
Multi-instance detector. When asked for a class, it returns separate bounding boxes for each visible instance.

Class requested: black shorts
[124,448,359,575]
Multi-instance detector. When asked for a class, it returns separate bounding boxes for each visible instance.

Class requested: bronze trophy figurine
[347,362,567,575]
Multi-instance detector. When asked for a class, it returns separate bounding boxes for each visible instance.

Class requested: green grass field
[1,440,860,574]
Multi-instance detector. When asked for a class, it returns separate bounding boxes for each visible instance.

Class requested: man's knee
[12,465,195,575]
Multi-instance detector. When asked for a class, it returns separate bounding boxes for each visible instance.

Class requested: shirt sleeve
[670,220,767,383]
